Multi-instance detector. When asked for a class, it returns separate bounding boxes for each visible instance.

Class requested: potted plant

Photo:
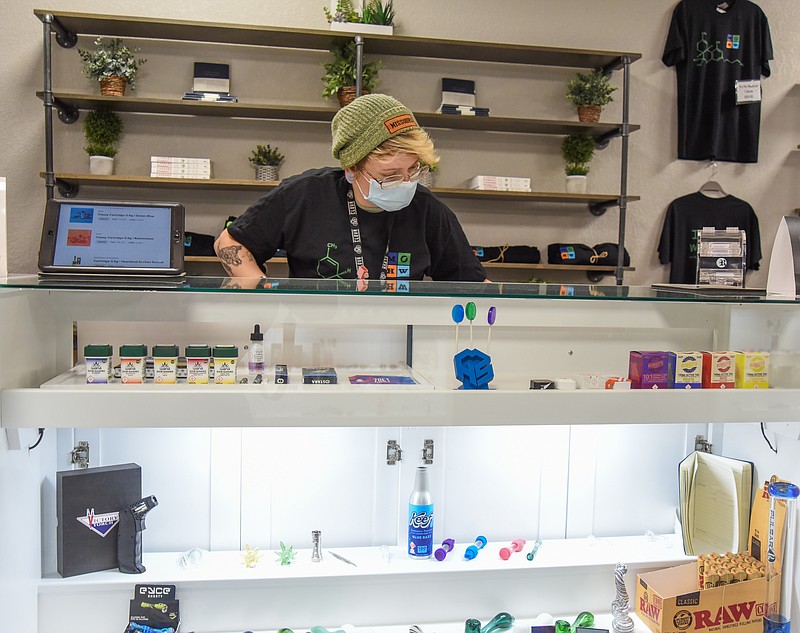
[324,0,395,35]
[83,109,123,175]
[250,144,285,181]
[321,41,382,108]
[561,133,595,193]
[78,37,147,97]
[565,69,616,123]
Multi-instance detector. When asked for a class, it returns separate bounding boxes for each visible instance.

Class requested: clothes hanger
[698,160,728,198]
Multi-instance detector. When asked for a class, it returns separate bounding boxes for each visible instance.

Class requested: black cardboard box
[57,463,141,577]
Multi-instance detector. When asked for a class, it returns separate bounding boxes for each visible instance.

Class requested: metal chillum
[312,530,322,562]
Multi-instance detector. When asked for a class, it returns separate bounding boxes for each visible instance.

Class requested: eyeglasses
[362,163,429,190]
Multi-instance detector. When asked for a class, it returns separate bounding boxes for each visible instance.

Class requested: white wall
[0,0,798,284]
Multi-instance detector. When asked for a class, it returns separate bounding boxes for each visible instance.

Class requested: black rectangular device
[38,198,185,276]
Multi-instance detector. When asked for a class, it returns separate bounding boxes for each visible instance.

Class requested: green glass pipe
[480,612,515,633]
[555,612,595,633]
[465,619,481,633]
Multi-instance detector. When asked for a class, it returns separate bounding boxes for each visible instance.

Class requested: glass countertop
[1,274,797,305]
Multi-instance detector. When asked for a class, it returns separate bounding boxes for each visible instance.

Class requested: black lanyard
[347,186,395,282]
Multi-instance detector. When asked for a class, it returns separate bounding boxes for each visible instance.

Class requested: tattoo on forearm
[218,245,253,275]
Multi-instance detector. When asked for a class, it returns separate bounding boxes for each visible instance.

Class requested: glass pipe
[499,538,526,560]
[435,538,455,561]
[555,612,595,633]
[481,612,515,633]
[526,538,543,561]
[464,535,487,560]
[465,619,481,633]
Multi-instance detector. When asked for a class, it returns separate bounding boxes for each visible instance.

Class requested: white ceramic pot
[89,156,114,176]
[565,175,587,194]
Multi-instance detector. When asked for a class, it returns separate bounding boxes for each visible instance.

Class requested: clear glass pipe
[764,481,799,633]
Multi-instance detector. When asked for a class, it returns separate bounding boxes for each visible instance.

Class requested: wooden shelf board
[36,10,641,68]
[184,256,633,273]
[44,174,637,206]
[46,173,281,191]
[43,93,638,139]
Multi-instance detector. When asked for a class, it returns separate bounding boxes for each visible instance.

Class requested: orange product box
[702,352,735,389]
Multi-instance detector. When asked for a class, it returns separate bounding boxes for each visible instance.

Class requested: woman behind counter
[215,93,486,284]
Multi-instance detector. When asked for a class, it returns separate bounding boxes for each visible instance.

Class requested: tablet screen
[39,199,184,276]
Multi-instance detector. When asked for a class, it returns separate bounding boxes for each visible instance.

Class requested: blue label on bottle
[408,503,434,557]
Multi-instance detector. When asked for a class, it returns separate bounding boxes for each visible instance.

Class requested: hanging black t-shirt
[662,0,773,163]
[657,192,761,283]
[227,167,486,282]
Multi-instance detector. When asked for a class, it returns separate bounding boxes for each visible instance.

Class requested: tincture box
[702,351,735,389]
[628,351,673,389]
[735,352,769,389]
[303,367,337,384]
[670,351,703,389]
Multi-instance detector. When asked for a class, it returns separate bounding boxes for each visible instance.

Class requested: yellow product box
[735,352,769,389]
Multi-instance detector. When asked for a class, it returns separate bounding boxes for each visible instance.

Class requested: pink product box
[628,351,673,390]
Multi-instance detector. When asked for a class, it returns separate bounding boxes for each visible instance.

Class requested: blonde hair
[356,127,439,170]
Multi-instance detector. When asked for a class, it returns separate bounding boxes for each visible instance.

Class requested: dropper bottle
[248,324,265,381]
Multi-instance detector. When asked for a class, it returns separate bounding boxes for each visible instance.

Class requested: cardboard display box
[636,562,767,633]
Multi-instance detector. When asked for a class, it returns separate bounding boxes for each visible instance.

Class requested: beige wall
[0,0,798,285]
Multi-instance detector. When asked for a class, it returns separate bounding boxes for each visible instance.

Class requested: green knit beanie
[331,94,420,168]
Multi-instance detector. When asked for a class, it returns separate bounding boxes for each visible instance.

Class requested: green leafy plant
[361,0,395,25]
[561,134,595,176]
[249,144,285,167]
[275,542,296,566]
[78,38,147,89]
[83,109,123,157]
[565,69,616,108]
[321,41,382,98]
[324,0,360,23]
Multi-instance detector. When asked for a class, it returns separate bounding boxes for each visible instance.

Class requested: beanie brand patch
[384,114,417,134]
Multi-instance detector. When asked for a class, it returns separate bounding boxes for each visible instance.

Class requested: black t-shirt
[657,192,761,283]
[662,0,773,163]
[227,167,486,282]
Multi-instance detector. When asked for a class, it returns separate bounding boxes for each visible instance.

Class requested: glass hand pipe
[464,535,488,560]
[435,538,455,561]
[555,612,595,633]
[465,619,481,633]
[481,612,515,633]
[499,538,526,560]
[526,538,543,561]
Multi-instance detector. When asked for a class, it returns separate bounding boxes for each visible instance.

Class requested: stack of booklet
[435,78,490,116]
[678,451,753,555]
[151,156,212,179]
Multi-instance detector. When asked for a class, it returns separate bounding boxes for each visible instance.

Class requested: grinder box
[57,463,141,577]
[637,478,785,633]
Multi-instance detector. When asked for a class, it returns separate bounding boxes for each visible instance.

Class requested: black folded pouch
[473,245,541,264]
[591,242,631,266]
[546,243,594,265]
[184,231,216,257]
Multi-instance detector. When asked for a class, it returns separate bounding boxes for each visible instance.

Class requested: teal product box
[628,351,673,389]
[670,351,704,389]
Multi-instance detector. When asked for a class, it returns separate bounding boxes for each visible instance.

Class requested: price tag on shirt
[735,79,762,105]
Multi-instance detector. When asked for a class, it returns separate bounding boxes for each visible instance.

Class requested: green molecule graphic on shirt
[694,32,743,67]
[316,242,352,280]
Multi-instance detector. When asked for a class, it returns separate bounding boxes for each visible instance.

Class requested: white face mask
[355,177,418,212]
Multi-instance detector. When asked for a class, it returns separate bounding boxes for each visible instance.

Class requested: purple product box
[628,351,674,390]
